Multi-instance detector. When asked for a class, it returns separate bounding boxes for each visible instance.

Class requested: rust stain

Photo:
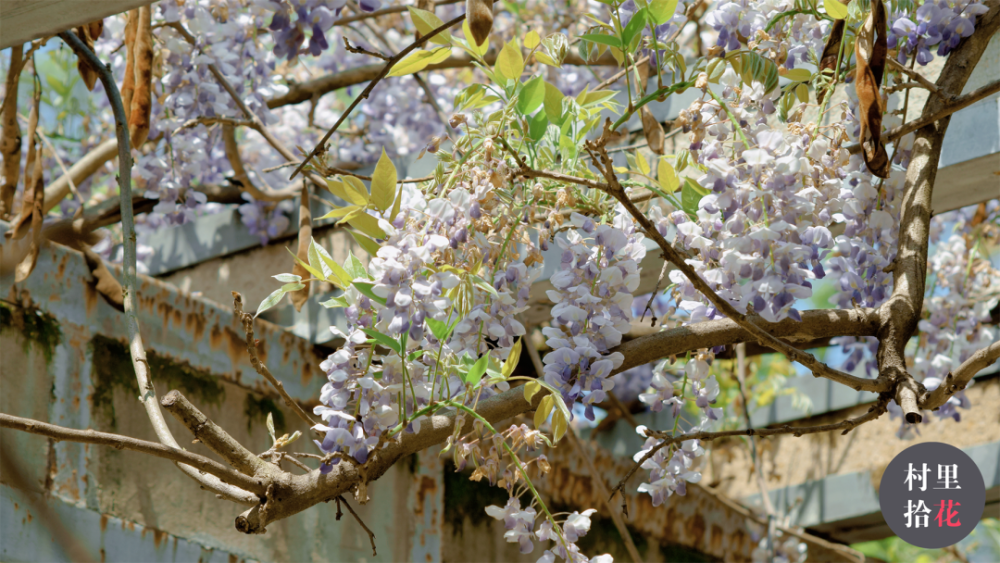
[26,510,33,523]
[414,475,437,518]
[209,324,223,349]
[185,311,207,342]
[229,554,238,563]
[56,253,69,279]
[153,528,166,549]
[100,514,108,532]
[83,279,98,315]
[301,360,313,387]
[223,326,246,371]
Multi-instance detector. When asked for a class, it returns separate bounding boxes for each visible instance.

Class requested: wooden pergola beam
[1,0,155,50]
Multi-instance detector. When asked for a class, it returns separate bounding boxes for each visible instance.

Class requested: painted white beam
[0,0,155,50]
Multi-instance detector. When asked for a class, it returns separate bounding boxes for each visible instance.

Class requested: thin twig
[846,79,1000,154]
[18,115,85,208]
[337,495,378,556]
[0,412,267,495]
[886,57,944,97]
[609,397,888,501]
[233,292,321,431]
[57,30,258,506]
[596,55,651,90]
[172,116,254,135]
[290,14,465,179]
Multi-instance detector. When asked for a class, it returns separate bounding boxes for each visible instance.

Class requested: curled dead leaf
[640,106,665,155]
[129,7,153,147]
[817,18,845,107]
[289,186,312,312]
[1,45,25,219]
[855,0,890,178]
[73,20,104,91]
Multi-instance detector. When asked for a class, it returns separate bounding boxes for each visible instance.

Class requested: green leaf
[308,239,326,280]
[370,149,397,212]
[340,175,370,205]
[559,134,577,161]
[347,212,387,240]
[579,89,618,107]
[325,179,350,202]
[784,68,812,82]
[796,82,810,103]
[463,18,489,56]
[286,247,324,281]
[580,33,621,49]
[349,229,383,256]
[621,8,648,50]
[426,317,456,342]
[649,0,680,25]
[346,250,370,280]
[390,180,404,221]
[658,157,680,193]
[273,273,302,283]
[527,110,549,142]
[682,178,708,217]
[496,40,524,82]
[256,287,287,317]
[543,81,565,123]
[470,274,499,299]
[533,51,560,67]
[317,204,362,221]
[388,46,453,77]
[534,395,554,429]
[517,75,546,115]
[824,0,848,19]
[352,282,387,306]
[636,151,650,176]
[502,337,522,378]
[524,30,540,49]
[463,352,490,385]
[362,328,401,354]
[407,350,427,361]
[320,295,350,308]
[407,7,453,45]
[312,242,351,288]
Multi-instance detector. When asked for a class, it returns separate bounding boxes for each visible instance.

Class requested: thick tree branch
[876,1,1000,422]
[920,341,1000,411]
[0,413,267,495]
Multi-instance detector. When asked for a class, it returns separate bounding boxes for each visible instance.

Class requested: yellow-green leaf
[325,179,349,201]
[636,151,650,176]
[496,40,524,83]
[543,81,564,121]
[524,380,542,402]
[341,175,370,205]
[349,229,382,256]
[347,211,386,240]
[524,30,540,49]
[287,247,324,281]
[533,51,559,67]
[796,82,810,103]
[388,47,453,77]
[502,337,522,378]
[534,395,554,429]
[407,7,452,45]
[658,157,679,193]
[312,241,351,288]
[317,204,362,221]
[824,0,848,20]
[390,181,403,221]
[462,18,489,56]
[550,409,567,442]
[371,148,396,212]
[784,68,812,82]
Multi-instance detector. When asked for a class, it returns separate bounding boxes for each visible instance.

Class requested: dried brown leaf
[74,20,104,91]
[855,0,890,178]
[816,18,845,107]
[82,245,125,311]
[129,7,153,148]
[122,9,139,121]
[1,45,25,219]
[640,106,665,155]
[9,82,42,242]
[289,186,312,312]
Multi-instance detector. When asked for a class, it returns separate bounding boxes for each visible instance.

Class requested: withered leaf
[128,7,153,148]
[817,18,845,107]
[855,0,890,178]
[1,45,25,219]
[640,106,665,155]
[73,20,104,91]
[289,186,313,312]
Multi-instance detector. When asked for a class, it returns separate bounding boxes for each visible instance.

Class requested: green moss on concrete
[90,336,225,429]
[0,302,62,362]
[244,394,286,436]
